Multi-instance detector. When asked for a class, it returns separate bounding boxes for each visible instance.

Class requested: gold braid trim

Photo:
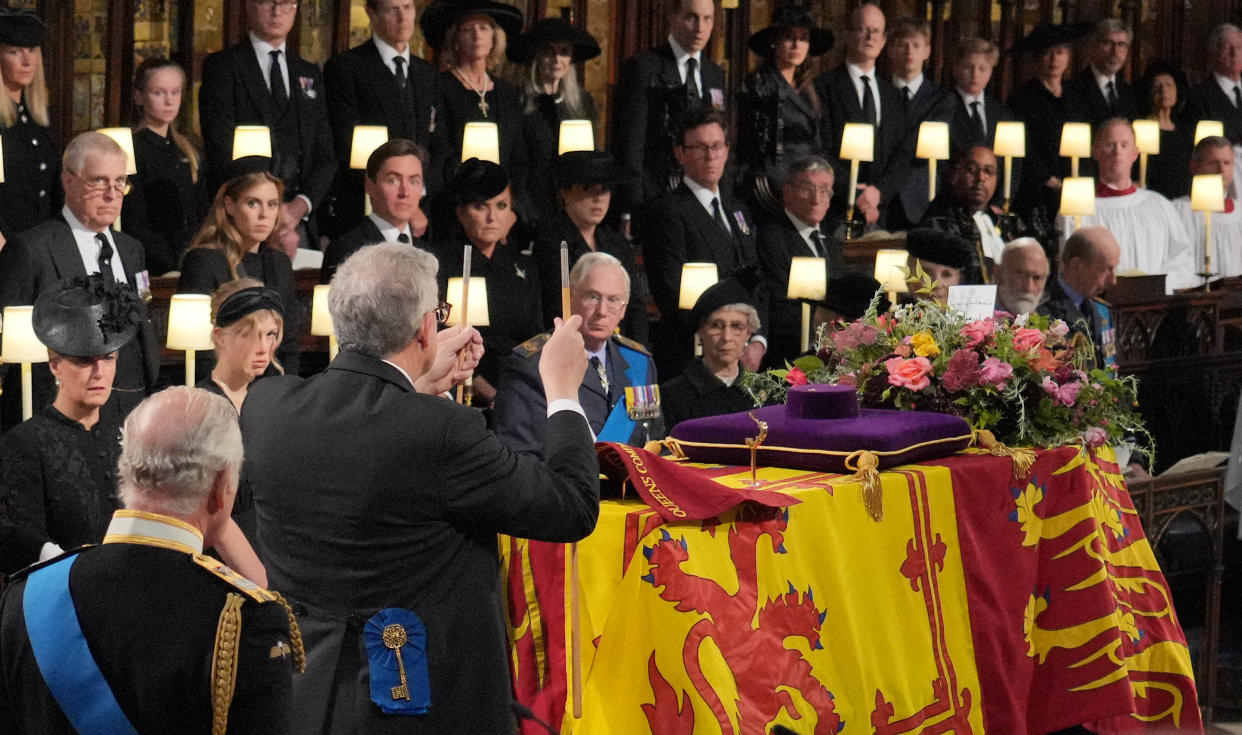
[973,429,1038,479]
[272,592,307,674]
[212,593,244,735]
[662,432,975,459]
[844,450,883,522]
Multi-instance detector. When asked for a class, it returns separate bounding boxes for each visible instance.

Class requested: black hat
[1009,22,1092,55]
[0,9,45,48]
[216,286,285,328]
[33,275,142,358]
[223,155,275,183]
[820,270,887,321]
[447,157,510,205]
[420,0,525,52]
[507,17,601,63]
[905,229,973,271]
[689,278,756,329]
[555,151,637,188]
[747,5,834,58]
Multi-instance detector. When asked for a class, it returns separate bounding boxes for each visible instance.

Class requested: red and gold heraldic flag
[503,446,1200,734]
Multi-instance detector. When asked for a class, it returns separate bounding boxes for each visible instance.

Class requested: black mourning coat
[755,211,844,367]
[1064,68,1138,127]
[661,358,757,430]
[890,78,956,230]
[521,91,598,224]
[321,216,428,285]
[121,128,210,276]
[0,95,59,239]
[736,64,824,214]
[1189,77,1242,145]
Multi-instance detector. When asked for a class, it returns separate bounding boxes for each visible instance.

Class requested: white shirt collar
[381,359,417,389]
[683,175,727,229]
[894,72,923,96]
[63,205,128,284]
[373,35,410,72]
[1092,67,1116,95]
[1216,72,1242,98]
[104,510,204,554]
[845,62,881,123]
[957,88,984,107]
[667,34,700,66]
[784,208,818,241]
[250,32,287,58]
[368,212,411,243]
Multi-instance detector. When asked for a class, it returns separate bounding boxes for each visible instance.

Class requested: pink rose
[942,349,981,393]
[1012,327,1044,353]
[885,356,934,391]
[786,367,808,386]
[959,320,994,348]
[1048,320,1069,338]
[1081,426,1109,447]
[1041,376,1082,407]
[978,357,1014,389]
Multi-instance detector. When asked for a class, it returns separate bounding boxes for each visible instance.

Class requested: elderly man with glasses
[495,251,665,457]
[0,131,160,431]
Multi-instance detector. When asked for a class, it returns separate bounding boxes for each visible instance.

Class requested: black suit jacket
[240,350,598,734]
[322,39,446,233]
[612,43,727,213]
[1064,68,1137,127]
[0,218,160,431]
[891,79,956,229]
[1037,278,1109,371]
[947,90,1020,208]
[1189,78,1242,145]
[199,40,337,210]
[636,182,759,376]
[320,217,426,285]
[660,358,756,430]
[812,65,908,207]
[0,544,292,734]
[494,334,664,456]
[755,212,844,366]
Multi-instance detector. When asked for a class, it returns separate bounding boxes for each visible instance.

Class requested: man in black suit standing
[0,132,159,432]
[321,139,428,283]
[1065,19,1137,127]
[813,2,906,229]
[241,242,599,734]
[755,155,844,367]
[636,109,762,378]
[612,0,726,224]
[888,18,954,230]
[1189,24,1242,145]
[199,0,337,257]
[323,0,444,236]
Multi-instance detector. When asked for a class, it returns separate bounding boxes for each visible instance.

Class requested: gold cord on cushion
[844,450,883,522]
[212,593,244,735]
[973,429,1037,478]
[273,593,307,674]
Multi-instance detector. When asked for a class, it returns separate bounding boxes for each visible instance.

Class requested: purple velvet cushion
[670,384,973,472]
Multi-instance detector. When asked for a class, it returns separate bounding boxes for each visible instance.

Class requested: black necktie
[394,56,407,90]
[270,49,288,109]
[711,197,730,236]
[903,85,913,106]
[860,75,877,127]
[397,232,410,244]
[809,230,825,257]
[685,58,700,103]
[96,233,115,282]
[1234,84,1241,108]
[970,100,985,140]
[1105,80,1118,112]
[591,356,609,397]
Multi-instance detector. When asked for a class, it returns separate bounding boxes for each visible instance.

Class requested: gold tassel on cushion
[212,593,244,735]
[974,429,1037,479]
[844,450,883,522]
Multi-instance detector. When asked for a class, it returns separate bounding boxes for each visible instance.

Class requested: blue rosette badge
[363,608,431,715]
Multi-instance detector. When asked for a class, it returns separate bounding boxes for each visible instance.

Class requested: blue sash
[23,554,138,734]
[1092,301,1117,372]
[598,344,649,443]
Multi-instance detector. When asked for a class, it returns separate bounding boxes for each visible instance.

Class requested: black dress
[177,247,302,375]
[1145,124,1194,201]
[437,72,529,207]
[660,359,756,430]
[430,237,544,387]
[1008,79,1073,216]
[0,405,121,574]
[521,90,598,224]
[737,63,824,215]
[121,128,210,276]
[0,94,60,239]
[530,210,649,346]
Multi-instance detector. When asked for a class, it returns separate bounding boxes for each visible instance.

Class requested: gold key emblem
[382,624,412,701]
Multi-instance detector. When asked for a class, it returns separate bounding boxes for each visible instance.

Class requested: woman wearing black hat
[510,17,601,224]
[1008,23,1090,215]
[120,57,210,277]
[431,157,543,405]
[1137,62,1194,200]
[532,150,648,345]
[178,166,301,375]
[736,4,834,215]
[422,0,529,208]
[0,9,60,243]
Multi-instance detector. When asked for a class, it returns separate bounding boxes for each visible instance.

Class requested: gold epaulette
[193,554,280,604]
[513,333,551,357]
[612,333,650,356]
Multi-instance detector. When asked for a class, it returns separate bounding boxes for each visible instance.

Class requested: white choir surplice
[1058,188,1198,294]
[1172,196,1242,279]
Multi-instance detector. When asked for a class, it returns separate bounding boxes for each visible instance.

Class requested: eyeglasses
[70,172,129,196]
[793,185,833,199]
[435,300,452,325]
[703,320,750,335]
[853,27,887,38]
[252,0,299,11]
[960,163,998,179]
[579,291,627,313]
[681,142,728,158]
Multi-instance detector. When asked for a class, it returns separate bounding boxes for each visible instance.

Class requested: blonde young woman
[178,168,301,373]
[0,9,59,243]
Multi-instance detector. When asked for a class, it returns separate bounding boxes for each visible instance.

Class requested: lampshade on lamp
[166,294,214,387]
[678,263,719,310]
[993,122,1026,158]
[310,284,338,359]
[873,249,908,308]
[97,128,138,176]
[349,125,389,170]
[1192,173,1227,285]
[1195,120,1225,145]
[461,122,501,163]
[721,0,739,7]
[1133,120,1160,154]
[839,123,875,162]
[1060,177,1097,227]
[1060,122,1091,177]
[233,126,273,159]
[1,305,49,421]
[787,257,827,352]
[915,121,950,161]
[558,120,595,154]
[446,277,490,326]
